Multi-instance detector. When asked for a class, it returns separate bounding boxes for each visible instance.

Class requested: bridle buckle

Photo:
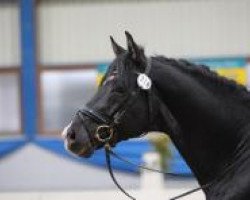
[95,125,114,143]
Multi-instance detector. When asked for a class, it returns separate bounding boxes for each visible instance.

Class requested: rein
[78,58,209,200]
[104,143,210,200]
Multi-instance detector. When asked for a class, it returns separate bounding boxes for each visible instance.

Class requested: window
[0,1,21,135]
[40,69,97,133]
[0,73,21,134]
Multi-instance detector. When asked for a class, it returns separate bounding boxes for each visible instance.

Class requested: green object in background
[147,133,171,170]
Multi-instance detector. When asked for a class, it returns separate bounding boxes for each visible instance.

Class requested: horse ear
[110,36,125,56]
[125,31,146,64]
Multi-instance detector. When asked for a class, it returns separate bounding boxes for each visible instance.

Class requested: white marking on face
[62,121,72,150]
[62,121,72,139]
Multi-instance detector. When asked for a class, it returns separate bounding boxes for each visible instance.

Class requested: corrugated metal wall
[37,0,250,64]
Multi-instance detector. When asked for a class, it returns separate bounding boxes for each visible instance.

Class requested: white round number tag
[137,73,152,90]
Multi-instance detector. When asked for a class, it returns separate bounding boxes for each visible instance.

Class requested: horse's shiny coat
[63,32,250,200]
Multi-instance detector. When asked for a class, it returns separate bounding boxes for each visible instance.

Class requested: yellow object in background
[97,74,104,86]
[216,68,247,85]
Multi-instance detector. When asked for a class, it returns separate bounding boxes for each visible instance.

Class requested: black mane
[154,56,250,108]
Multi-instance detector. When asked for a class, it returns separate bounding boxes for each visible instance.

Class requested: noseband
[78,108,114,144]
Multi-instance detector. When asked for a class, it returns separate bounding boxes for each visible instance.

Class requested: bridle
[77,58,209,200]
[79,57,154,146]
[78,108,115,144]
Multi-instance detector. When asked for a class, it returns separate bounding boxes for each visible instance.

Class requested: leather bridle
[78,58,153,146]
[76,58,208,200]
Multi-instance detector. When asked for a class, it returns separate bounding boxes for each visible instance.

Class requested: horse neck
[150,58,249,185]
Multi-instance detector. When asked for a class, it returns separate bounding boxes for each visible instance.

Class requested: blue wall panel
[0,138,26,159]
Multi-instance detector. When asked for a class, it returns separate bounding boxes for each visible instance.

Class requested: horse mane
[154,56,250,108]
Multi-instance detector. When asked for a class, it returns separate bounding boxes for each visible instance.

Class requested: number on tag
[137,73,152,90]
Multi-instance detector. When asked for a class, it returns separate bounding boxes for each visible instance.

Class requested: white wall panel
[38,0,250,64]
[0,74,20,133]
[0,2,20,66]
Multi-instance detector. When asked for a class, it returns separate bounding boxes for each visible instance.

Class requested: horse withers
[62,32,250,200]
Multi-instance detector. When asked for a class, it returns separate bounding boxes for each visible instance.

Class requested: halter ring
[95,125,114,143]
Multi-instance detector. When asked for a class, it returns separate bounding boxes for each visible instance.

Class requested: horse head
[62,32,168,157]
[62,32,250,199]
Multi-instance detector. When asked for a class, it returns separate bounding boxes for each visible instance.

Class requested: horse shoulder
[207,131,250,200]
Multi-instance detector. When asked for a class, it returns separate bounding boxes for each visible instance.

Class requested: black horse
[62,32,250,200]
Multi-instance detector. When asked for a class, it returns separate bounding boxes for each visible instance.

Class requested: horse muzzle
[62,123,95,158]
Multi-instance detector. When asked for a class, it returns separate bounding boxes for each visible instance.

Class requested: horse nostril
[68,131,76,141]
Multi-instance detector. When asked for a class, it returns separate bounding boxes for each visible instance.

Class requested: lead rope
[105,143,136,200]
[104,143,212,200]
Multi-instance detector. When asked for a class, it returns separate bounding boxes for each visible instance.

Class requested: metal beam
[20,0,37,140]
